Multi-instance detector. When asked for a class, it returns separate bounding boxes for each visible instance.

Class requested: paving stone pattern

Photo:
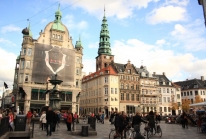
[32,120,206,139]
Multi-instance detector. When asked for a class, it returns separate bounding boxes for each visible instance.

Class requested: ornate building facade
[13,5,83,114]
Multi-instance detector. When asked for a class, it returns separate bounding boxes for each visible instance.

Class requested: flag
[4,82,8,89]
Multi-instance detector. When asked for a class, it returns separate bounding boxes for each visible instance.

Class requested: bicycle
[145,122,162,139]
[109,126,134,139]
[132,124,145,139]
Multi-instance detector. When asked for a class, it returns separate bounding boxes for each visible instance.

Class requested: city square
[0,0,206,139]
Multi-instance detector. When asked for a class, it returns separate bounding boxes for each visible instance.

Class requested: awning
[65,92,72,95]
[39,89,46,93]
[189,102,206,107]
[32,89,38,93]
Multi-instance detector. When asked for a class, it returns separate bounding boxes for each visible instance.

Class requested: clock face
[106,56,109,59]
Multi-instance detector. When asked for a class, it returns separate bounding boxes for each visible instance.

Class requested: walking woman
[40,111,46,130]
[8,111,14,131]
[66,111,72,131]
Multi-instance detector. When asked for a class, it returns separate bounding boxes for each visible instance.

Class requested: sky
[0,0,206,96]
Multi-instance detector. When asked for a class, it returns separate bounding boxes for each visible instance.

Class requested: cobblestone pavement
[32,120,206,139]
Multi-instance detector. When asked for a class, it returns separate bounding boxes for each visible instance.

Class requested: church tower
[96,7,114,71]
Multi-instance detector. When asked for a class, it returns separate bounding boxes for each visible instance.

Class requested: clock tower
[96,8,114,71]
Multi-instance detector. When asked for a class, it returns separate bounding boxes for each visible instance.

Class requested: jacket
[40,113,47,123]
[67,114,73,123]
[46,110,55,123]
[132,114,147,128]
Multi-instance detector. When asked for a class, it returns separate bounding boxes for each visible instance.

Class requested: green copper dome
[51,4,64,31]
[98,8,111,56]
[16,55,20,60]
[75,35,83,48]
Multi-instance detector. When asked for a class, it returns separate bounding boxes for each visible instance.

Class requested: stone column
[23,86,31,114]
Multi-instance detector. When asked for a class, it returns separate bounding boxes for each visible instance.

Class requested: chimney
[153,72,156,75]
[201,76,204,81]
[163,72,165,75]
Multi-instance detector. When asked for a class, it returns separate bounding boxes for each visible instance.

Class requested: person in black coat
[147,111,156,134]
[132,111,147,138]
[46,107,55,136]
[114,112,124,135]
[52,111,58,132]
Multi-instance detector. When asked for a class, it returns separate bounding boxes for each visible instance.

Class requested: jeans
[46,122,53,135]
[134,125,140,138]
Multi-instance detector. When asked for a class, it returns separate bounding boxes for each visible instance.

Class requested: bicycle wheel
[156,128,162,137]
[146,130,152,139]
[125,129,134,139]
[109,130,116,139]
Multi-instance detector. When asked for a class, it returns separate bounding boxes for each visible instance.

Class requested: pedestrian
[8,111,14,131]
[147,111,156,134]
[114,112,124,138]
[52,111,58,132]
[110,111,115,124]
[181,112,188,129]
[66,111,72,131]
[26,110,33,125]
[46,107,55,136]
[40,111,46,131]
[101,112,105,124]
[63,112,67,124]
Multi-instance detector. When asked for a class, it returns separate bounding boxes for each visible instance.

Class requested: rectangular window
[177,94,180,99]
[168,107,171,112]
[163,88,166,93]
[163,97,166,102]
[136,94,139,101]
[104,87,108,95]
[160,107,162,112]
[164,107,167,112]
[131,94,134,101]
[115,98,118,101]
[121,84,124,89]
[187,92,189,96]
[76,68,79,75]
[99,88,101,96]
[195,91,198,95]
[181,92,183,96]
[167,97,170,103]
[105,77,108,83]
[203,91,205,95]
[22,48,26,55]
[191,99,193,104]
[111,98,114,101]
[25,74,29,82]
[115,88,117,94]
[167,88,169,93]
[27,48,32,56]
[128,69,131,74]
[121,93,124,100]
[159,97,162,102]
[76,79,79,88]
[184,92,186,96]
[126,94,129,100]
[21,60,25,69]
[111,88,114,94]
[26,61,30,69]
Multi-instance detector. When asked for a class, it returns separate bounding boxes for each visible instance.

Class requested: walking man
[46,107,55,136]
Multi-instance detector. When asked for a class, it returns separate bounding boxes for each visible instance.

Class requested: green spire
[75,35,83,48]
[98,7,111,56]
[52,4,64,31]
[24,22,32,37]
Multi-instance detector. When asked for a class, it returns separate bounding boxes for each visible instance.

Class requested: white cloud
[1,24,21,33]
[164,0,189,6]
[0,47,16,91]
[88,42,98,49]
[63,15,88,31]
[171,19,206,51]
[156,39,166,46]
[0,38,16,46]
[146,5,187,24]
[108,39,206,81]
[82,58,96,75]
[60,0,158,19]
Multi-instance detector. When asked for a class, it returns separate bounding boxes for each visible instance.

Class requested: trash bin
[81,126,88,136]
[15,115,27,131]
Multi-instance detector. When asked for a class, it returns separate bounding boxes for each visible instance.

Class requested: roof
[113,63,127,72]
[82,65,117,81]
[172,83,181,88]
[154,74,171,86]
[174,78,206,90]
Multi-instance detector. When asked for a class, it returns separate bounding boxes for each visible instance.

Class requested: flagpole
[2,83,4,109]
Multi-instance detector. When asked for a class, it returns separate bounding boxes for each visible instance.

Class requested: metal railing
[0,117,9,137]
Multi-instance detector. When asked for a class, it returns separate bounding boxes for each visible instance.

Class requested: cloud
[82,58,96,75]
[164,0,189,6]
[88,42,98,49]
[146,5,187,24]
[1,24,21,33]
[171,19,206,51]
[63,15,88,31]
[41,19,47,23]
[156,39,166,46]
[60,0,158,19]
[107,39,206,81]
[0,47,16,94]
[0,38,16,46]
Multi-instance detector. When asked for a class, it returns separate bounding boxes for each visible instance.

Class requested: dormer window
[128,69,131,74]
